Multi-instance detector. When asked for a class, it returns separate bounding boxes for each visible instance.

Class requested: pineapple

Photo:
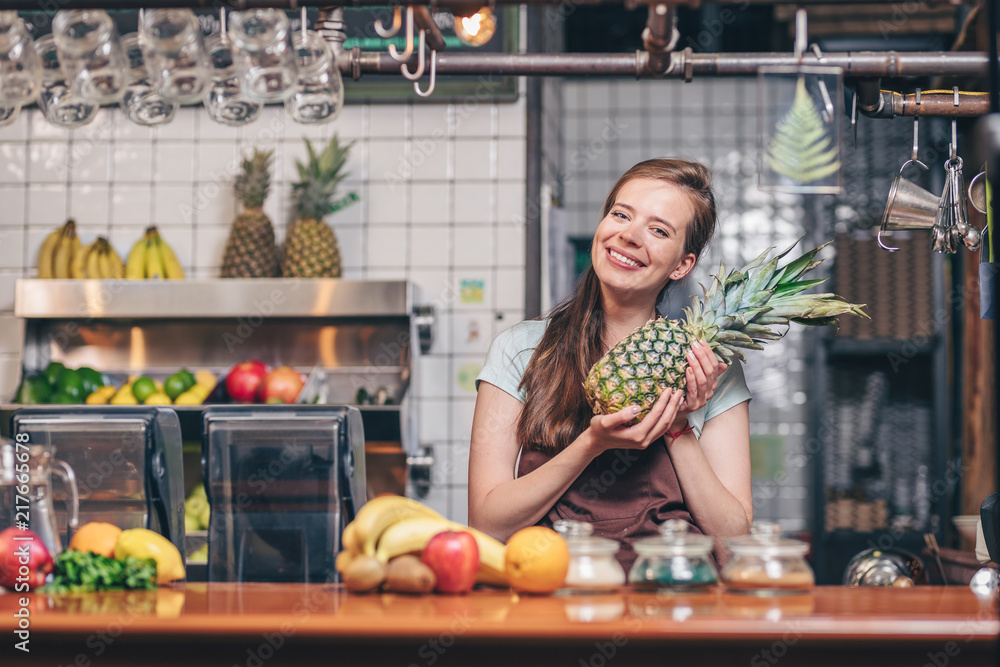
[221,149,280,278]
[281,136,355,278]
[585,239,868,422]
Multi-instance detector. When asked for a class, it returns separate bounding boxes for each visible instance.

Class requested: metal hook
[389,6,414,62]
[850,88,858,149]
[877,229,899,253]
[300,6,307,41]
[414,49,436,98]
[950,86,960,161]
[793,8,807,61]
[912,88,921,164]
[400,30,425,81]
[375,6,402,39]
[809,44,834,123]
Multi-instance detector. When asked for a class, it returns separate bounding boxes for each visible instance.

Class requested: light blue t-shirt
[476,319,751,437]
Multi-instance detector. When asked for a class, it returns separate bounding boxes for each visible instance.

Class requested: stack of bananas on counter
[125,226,185,280]
[336,494,508,593]
[38,219,126,280]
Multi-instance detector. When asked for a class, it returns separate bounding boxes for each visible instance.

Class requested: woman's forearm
[667,432,751,540]
[470,431,600,543]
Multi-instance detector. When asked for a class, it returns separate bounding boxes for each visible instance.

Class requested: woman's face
[591,177,698,306]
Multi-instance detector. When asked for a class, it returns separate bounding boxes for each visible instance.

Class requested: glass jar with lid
[553,520,626,593]
[628,519,718,592]
[721,522,814,595]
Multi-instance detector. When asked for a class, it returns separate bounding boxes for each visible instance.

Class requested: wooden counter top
[3,585,997,666]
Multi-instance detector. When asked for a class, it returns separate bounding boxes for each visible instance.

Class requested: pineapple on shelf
[221,148,280,278]
[281,136,356,278]
[585,239,869,423]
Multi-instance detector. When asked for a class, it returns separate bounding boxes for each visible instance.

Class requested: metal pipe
[856,78,884,115]
[525,6,542,320]
[894,91,990,117]
[0,0,977,7]
[412,6,447,52]
[641,3,678,76]
[340,51,994,79]
[316,6,347,62]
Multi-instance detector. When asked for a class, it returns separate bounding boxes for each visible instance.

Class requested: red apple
[421,530,479,594]
[225,360,268,403]
[0,527,53,591]
[259,366,305,404]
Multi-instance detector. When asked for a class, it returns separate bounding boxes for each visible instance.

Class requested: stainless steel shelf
[15,279,419,319]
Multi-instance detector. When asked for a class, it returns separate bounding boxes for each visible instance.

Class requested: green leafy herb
[765,77,841,184]
[41,550,158,593]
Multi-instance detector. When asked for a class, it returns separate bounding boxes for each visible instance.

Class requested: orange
[503,526,570,594]
[69,522,123,558]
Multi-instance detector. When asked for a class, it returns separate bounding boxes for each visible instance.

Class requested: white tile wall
[0,98,527,522]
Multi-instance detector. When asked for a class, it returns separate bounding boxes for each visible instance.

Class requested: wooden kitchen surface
[3,585,998,666]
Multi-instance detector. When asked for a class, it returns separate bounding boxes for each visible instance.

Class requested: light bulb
[454,7,496,47]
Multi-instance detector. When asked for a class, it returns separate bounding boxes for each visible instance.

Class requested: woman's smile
[607,247,645,269]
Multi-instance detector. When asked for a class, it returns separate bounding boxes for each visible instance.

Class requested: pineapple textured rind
[584,239,868,422]
[221,149,280,278]
[281,136,356,279]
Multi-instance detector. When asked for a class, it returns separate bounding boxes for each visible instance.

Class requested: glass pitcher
[0,437,80,556]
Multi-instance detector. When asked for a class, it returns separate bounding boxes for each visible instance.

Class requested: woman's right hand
[587,387,685,452]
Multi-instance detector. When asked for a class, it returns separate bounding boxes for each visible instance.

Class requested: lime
[56,368,84,400]
[15,374,52,404]
[177,368,196,391]
[77,367,104,395]
[43,361,66,387]
[163,374,188,401]
[131,376,157,403]
[49,392,78,404]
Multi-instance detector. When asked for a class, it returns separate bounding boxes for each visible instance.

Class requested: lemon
[85,385,116,405]
[144,392,172,406]
[110,387,139,405]
[195,370,217,391]
[114,528,185,584]
[504,526,570,594]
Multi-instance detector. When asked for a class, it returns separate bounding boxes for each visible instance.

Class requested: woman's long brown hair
[516,158,718,454]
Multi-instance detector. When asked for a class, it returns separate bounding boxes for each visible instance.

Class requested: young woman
[469,158,752,571]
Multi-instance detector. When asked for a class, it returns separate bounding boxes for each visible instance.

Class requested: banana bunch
[125,226,185,280]
[38,219,80,279]
[336,494,508,588]
[70,237,125,279]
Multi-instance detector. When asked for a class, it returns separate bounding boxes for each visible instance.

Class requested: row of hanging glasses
[0,8,344,129]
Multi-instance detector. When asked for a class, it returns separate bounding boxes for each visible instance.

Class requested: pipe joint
[641,3,678,76]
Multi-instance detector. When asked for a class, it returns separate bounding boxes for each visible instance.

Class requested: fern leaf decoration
[765,77,841,184]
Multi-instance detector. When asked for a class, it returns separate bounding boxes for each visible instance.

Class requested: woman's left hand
[671,340,727,430]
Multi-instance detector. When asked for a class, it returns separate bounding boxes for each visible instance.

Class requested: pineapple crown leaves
[764,77,841,185]
[684,237,868,364]
[235,149,274,210]
[292,136,358,221]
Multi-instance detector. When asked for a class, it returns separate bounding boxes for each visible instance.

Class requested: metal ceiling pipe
[856,78,885,115]
[412,6,447,52]
[316,7,347,61]
[341,51,994,79]
[867,91,992,118]
[641,3,678,76]
[0,0,973,7]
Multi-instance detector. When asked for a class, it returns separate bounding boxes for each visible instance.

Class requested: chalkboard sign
[18,7,519,104]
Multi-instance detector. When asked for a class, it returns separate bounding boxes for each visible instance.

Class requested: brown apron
[517,439,713,575]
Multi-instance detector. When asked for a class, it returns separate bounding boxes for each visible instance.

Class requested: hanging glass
[757,65,844,194]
